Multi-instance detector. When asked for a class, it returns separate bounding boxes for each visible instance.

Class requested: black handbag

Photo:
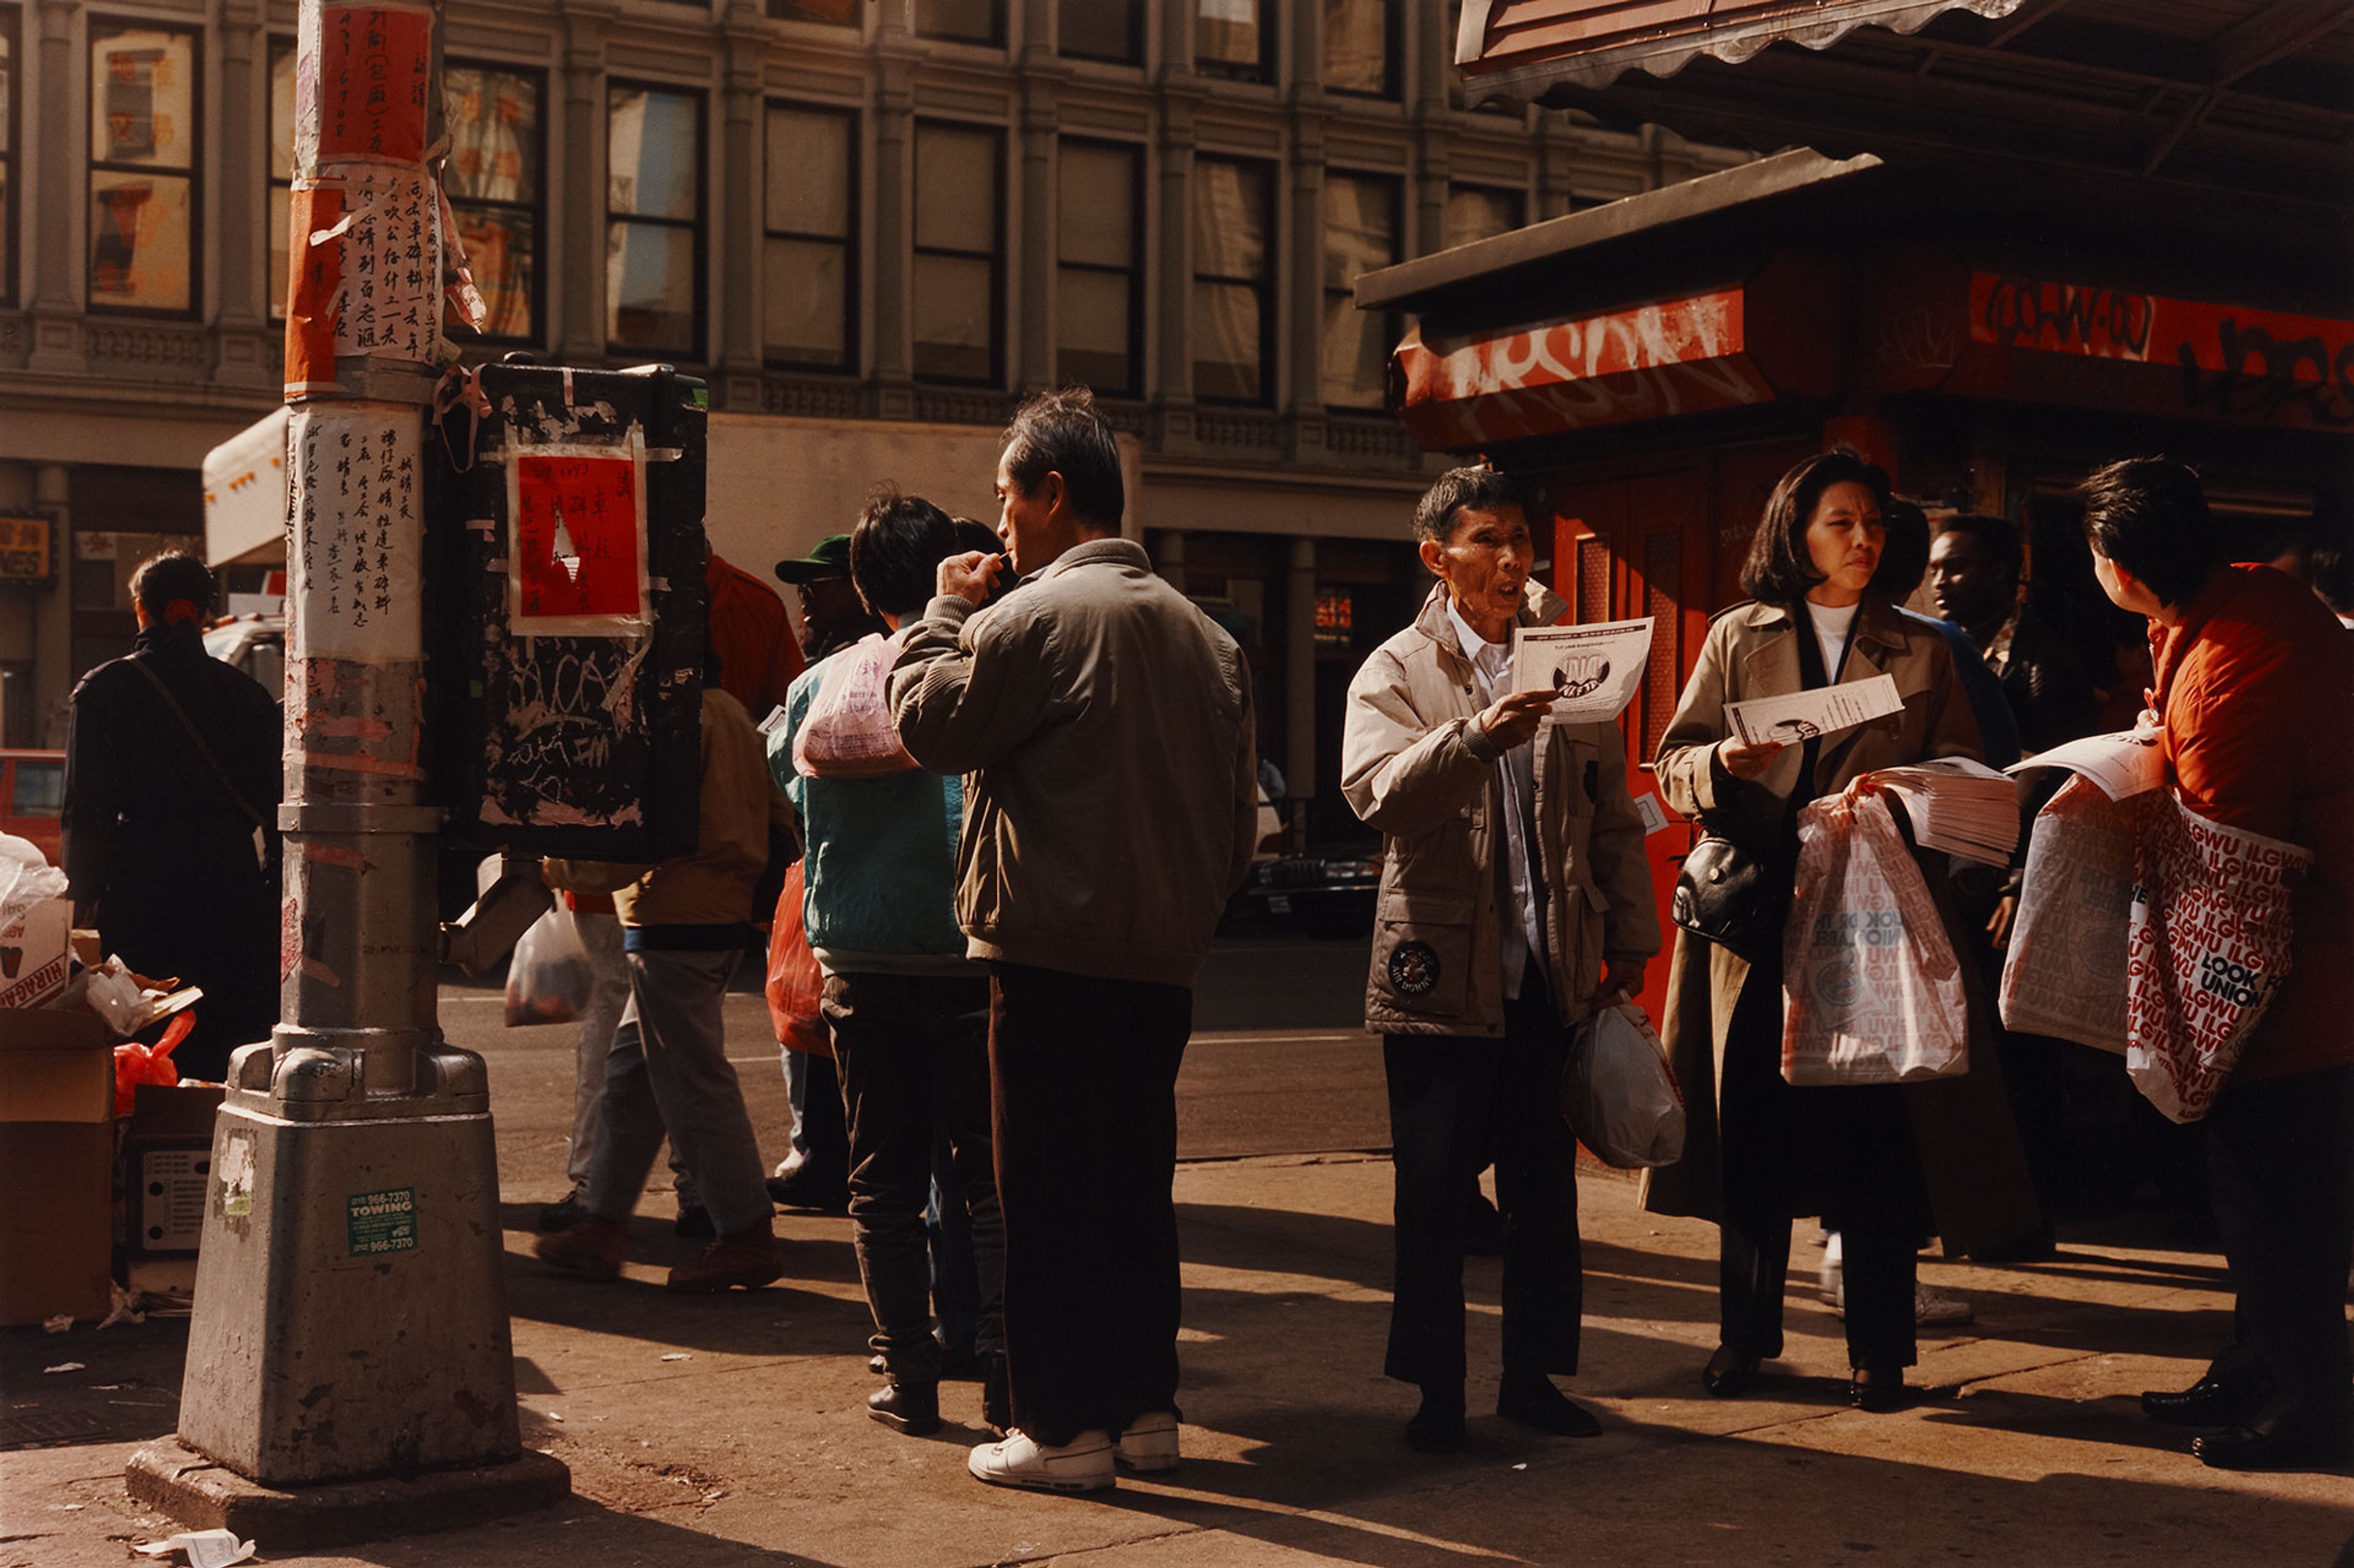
[1670,834,1790,967]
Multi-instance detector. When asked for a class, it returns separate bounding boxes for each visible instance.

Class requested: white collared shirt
[1446,598,1543,1000]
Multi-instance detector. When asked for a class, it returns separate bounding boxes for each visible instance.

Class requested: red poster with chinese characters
[512,452,646,633]
[317,6,432,163]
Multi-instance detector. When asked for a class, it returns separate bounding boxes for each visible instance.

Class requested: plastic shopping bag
[764,861,831,1057]
[1999,776,2141,1052]
[794,632,917,779]
[2124,793,2309,1123]
[1781,788,1969,1086]
[1561,1003,1685,1168]
[504,904,592,1027]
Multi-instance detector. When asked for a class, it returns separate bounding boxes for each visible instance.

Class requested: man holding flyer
[2081,457,2354,1472]
[1341,466,1659,1454]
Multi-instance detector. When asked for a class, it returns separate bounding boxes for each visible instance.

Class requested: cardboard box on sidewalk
[0,897,73,1010]
[0,1008,115,1326]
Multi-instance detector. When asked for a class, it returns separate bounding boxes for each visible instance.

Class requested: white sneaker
[967,1428,1114,1493]
[1115,1411,1180,1473]
[1913,1282,1973,1326]
[1819,1231,1845,1307]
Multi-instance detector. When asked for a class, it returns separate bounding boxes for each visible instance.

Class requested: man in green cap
[777,535,887,663]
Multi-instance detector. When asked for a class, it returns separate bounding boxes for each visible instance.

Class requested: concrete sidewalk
[6,1149,2349,1567]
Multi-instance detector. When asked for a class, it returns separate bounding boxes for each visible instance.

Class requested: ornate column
[26,0,85,371]
[1016,75,1060,392]
[213,0,275,386]
[1284,536,1316,821]
[869,20,916,416]
[714,2,767,408]
[555,2,615,362]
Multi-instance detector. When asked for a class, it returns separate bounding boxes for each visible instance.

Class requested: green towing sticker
[348,1188,419,1257]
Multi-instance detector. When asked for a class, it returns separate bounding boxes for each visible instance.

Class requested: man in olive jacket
[1342,467,1660,1455]
[889,387,1257,1494]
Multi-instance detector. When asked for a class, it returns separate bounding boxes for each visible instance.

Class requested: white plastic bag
[794,631,917,778]
[2124,793,2309,1123]
[0,831,68,930]
[1780,788,1968,1086]
[505,904,591,1027]
[1561,1003,1685,1168]
[1999,776,2138,1052]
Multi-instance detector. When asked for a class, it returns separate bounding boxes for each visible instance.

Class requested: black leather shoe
[1406,1385,1466,1454]
[1849,1369,1915,1414]
[1702,1347,1761,1398]
[1496,1373,1602,1437]
[538,1190,584,1232]
[2141,1377,2242,1428]
[2193,1421,2350,1472]
[867,1380,941,1436]
[766,1169,849,1214]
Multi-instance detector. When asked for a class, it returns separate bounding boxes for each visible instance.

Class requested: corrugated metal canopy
[1457,0,2354,211]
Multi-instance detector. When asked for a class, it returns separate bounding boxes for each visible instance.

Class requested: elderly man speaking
[1342,466,1660,1455]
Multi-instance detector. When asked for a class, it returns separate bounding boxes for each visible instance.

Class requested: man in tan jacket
[890,387,1257,1493]
[1343,466,1659,1454]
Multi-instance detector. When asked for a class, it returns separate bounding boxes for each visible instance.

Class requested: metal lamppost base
[125,1438,569,1552]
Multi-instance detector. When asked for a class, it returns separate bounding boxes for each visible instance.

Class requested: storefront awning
[203,406,291,568]
[1457,0,2025,98]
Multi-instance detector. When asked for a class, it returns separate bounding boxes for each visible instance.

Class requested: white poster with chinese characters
[287,405,424,663]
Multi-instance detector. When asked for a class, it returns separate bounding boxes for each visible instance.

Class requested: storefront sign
[0,516,53,587]
[1314,589,1353,647]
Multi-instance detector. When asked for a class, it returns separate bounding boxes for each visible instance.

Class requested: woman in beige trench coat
[1639,450,2041,1412]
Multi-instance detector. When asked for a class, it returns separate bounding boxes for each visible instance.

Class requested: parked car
[202,614,286,698]
[1235,839,1382,939]
[1,749,65,868]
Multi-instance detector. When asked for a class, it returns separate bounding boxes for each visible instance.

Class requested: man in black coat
[63,552,281,1081]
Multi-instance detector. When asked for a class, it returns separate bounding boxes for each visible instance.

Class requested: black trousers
[1384,975,1583,1388]
[1718,962,1925,1373]
[823,970,1003,1383]
[988,962,1190,1447]
[2203,1064,2354,1434]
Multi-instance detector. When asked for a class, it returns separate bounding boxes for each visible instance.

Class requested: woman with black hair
[1637,450,2032,1411]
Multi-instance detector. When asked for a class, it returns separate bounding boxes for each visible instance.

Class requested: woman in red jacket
[2082,457,2354,1473]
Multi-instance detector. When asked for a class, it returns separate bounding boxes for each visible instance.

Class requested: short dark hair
[1739,449,1891,606]
[1412,466,1522,547]
[949,517,1000,557]
[1000,386,1124,531]
[129,550,216,625]
[2079,457,2219,608]
[1873,498,1930,601]
[848,485,960,618]
[1937,512,2024,580]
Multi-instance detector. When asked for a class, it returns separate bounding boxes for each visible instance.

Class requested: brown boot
[533,1215,627,1281]
[666,1219,781,1293]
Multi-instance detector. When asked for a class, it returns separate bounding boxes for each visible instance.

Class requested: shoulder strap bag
[125,656,272,872]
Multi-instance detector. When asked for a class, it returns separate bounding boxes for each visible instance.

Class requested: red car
[1,749,65,869]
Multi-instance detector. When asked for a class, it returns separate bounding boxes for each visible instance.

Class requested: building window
[0,7,20,303]
[1323,173,1399,409]
[915,0,1004,45]
[446,64,543,343]
[0,7,18,306]
[606,83,703,357]
[1057,140,1141,395]
[1443,183,1523,249]
[1323,0,1396,98]
[765,102,856,371]
[1192,157,1273,403]
[1061,0,1141,63]
[88,21,200,314]
[912,122,1002,384]
[267,39,293,321]
[1196,0,1270,82]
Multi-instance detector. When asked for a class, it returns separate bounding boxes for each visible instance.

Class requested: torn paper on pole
[1512,618,1653,724]
[286,406,425,662]
[2003,728,2165,801]
[1725,674,1902,747]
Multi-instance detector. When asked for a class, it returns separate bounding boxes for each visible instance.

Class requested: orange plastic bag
[764,861,831,1058]
[113,1011,196,1114]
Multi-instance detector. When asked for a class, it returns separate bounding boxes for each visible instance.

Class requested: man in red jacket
[2082,457,2354,1472]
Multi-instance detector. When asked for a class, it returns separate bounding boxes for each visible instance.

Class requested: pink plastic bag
[1780,788,1968,1086]
[2124,793,2309,1123]
[793,632,916,779]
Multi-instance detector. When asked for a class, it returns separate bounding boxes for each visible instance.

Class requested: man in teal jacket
[772,489,1005,1440]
